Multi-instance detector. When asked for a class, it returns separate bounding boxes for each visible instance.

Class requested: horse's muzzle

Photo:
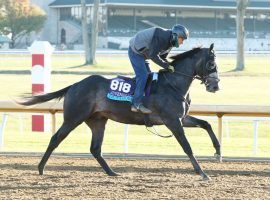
[205,73,220,93]
[206,84,219,93]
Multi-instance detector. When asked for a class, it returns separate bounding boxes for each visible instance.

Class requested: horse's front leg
[163,117,210,181]
[182,115,221,158]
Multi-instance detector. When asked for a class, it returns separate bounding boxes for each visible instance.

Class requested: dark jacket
[129,27,173,69]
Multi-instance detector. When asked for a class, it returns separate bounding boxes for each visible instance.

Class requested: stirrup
[131,104,152,114]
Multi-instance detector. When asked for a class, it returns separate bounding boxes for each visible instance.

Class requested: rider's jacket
[129,27,173,69]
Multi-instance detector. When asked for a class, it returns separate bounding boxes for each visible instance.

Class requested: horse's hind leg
[182,115,221,157]
[38,122,78,175]
[85,117,118,176]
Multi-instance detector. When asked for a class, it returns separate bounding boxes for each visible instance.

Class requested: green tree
[0,0,46,48]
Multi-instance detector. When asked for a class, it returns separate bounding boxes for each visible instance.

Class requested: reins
[144,49,219,139]
[174,70,203,82]
[143,70,195,139]
[145,125,173,138]
[161,69,202,107]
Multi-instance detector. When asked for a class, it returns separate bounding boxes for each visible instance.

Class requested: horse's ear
[209,43,214,52]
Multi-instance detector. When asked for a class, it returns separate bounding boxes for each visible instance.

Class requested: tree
[0,0,46,48]
[90,0,100,65]
[235,0,249,71]
[81,0,100,65]
[81,0,91,64]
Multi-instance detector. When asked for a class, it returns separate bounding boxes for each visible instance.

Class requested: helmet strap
[171,33,179,48]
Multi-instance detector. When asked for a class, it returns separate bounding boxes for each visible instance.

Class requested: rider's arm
[151,54,170,69]
[148,36,170,69]
[160,52,169,63]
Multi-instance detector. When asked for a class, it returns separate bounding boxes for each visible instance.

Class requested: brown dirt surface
[0,156,270,200]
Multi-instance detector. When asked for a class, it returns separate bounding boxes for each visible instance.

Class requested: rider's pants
[128,47,150,106]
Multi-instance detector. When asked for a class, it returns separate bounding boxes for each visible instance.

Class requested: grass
[2,114,270,157]
[1,53,270,74]
[0,53,270,157]
[0,54,132,72]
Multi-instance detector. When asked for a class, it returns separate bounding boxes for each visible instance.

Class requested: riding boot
[131,103,152,114]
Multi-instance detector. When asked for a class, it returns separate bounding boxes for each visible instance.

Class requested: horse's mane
[170,47,202,65]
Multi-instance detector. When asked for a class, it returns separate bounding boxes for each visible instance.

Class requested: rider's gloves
[167,65,175,73]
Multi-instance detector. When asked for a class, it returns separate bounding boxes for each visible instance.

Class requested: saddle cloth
[107,72,158,102]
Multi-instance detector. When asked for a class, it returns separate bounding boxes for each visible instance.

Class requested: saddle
[107,72,158,102]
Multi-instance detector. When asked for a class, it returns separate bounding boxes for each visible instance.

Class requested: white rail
[1,101,270,159]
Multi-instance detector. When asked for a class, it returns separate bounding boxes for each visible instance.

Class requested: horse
[18,43,220,181]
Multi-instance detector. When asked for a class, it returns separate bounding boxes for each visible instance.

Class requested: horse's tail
[17,85,71,106]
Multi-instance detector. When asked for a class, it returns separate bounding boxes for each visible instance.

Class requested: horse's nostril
[214,86,219,91]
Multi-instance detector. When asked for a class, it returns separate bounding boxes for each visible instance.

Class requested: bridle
[161,51,219,105]
[169,51,219,83]
[201,54,220,84]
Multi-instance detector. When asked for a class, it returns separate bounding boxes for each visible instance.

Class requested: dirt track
[0,156,270,200]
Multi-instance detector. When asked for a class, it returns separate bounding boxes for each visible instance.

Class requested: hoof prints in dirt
[0,156,270,200]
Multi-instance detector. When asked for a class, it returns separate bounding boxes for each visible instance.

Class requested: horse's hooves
[195,171,200,175]
[38,169,44,175]
[38,165,44,175]
[214,153,222,162]
[108,171,119,176]
[201,174,211,181]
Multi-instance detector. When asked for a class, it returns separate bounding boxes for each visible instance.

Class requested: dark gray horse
[18,44,220,180]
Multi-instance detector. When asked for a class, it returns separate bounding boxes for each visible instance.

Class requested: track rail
[1,101,270,160]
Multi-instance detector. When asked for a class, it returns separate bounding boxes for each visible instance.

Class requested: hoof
[201,174,211,181]
[214,153,222,162]
[107,171,119,176]
[195,170,200,175]
[38,169,44,175]
[38,165,44,175]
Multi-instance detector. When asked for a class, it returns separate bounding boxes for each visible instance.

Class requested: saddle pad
[107,77,136,102]
[107,73,158,102]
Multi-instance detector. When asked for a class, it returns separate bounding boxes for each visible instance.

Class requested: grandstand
[43,0,270,50]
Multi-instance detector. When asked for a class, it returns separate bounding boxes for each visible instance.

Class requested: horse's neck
[172,59,196,93]
[164,68,194,98]
[176,58,195,73]
[169,52,203,97]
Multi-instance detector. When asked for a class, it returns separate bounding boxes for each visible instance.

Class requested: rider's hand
[167,65,175,73]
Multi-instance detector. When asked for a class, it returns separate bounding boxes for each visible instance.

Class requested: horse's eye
[206,61,216,70]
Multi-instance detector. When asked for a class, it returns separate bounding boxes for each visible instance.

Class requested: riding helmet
[171,24,189,47]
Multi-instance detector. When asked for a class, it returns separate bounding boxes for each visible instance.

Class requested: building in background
[0,35,11,49]
[30,0,270,51]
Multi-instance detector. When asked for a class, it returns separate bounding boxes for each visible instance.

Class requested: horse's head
[194,43,220,93]
[169,44,220,93]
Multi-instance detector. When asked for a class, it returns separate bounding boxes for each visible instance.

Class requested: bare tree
[81,0,99,65]
[235,0,249,71]
[81,0,90,64]
[90,0,100,65]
